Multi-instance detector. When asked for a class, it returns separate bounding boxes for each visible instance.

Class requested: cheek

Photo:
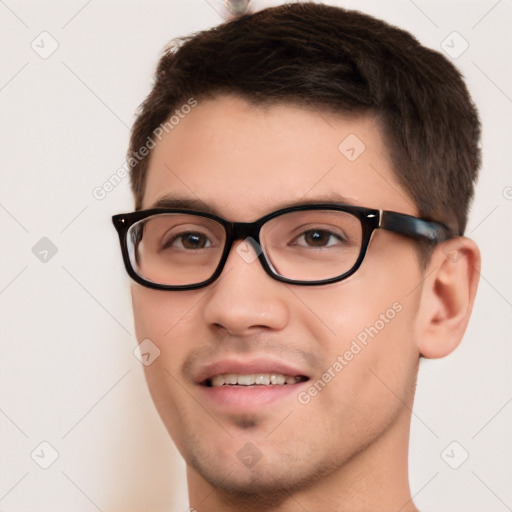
[130,285,198,400]
[131,284,205,344]
[131,285,165,341]
[324,237,422,348]
[291,248,422,412]
[291,276,417,353]
[291,284,420,452]
[131,285,207,447]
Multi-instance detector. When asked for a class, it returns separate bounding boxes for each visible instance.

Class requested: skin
[130,95,480,511]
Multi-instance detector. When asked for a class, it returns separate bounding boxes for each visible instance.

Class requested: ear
[415,236,481,359]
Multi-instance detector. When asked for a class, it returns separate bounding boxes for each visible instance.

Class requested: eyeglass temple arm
[379,211,453,243]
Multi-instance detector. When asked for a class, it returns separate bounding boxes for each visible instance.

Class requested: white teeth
[209,373,302,387]
[237,374,255,385]
[255,374,271,385]
[271,373,285,385]
[224,373,237,385]
[211,375,225,387]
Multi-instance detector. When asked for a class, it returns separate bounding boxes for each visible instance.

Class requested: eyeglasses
[111,203,452,291]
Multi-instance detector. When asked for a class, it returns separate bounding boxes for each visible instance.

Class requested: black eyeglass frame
[112,203,453,291]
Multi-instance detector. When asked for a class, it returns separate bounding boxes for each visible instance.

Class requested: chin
[186,435,351,504]
[189,454,304,506]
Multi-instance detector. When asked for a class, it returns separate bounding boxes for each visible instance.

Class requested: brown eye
[303,230,331,246]
[182,232,209,249]
[296,230,342,247]
[164,232,212,250]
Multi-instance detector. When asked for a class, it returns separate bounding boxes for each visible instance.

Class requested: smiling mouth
[203,373,309,387]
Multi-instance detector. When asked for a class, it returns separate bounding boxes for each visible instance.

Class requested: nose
[202,239,290,336]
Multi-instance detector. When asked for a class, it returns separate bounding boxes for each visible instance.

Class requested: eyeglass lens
[126,210,363,286]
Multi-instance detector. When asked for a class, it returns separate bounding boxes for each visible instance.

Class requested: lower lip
[198,382,308,409]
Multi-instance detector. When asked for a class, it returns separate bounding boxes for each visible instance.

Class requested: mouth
[195,358,311,409]
[202,373,309,387]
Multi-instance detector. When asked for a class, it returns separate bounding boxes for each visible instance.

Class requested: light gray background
[1,0,511,511]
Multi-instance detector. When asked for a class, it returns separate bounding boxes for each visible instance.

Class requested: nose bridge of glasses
[230,221,261,243]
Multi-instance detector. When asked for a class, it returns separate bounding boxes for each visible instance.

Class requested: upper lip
[194,357,310,385]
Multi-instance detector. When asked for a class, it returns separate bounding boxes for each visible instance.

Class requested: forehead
[142,95,417,219]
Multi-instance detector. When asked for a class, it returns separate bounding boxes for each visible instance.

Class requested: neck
[186,407,418,512]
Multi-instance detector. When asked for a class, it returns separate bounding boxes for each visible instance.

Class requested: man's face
[131,95,425,495]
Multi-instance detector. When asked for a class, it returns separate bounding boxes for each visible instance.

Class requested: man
[112,2,481,510]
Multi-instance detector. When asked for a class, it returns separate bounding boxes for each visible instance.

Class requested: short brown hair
[128,2,481,237]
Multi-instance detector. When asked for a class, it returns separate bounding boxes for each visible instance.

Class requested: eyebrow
[148,193,360,217]
[149,196,220,215]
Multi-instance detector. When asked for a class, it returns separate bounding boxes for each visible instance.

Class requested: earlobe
[415,236,481,359]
